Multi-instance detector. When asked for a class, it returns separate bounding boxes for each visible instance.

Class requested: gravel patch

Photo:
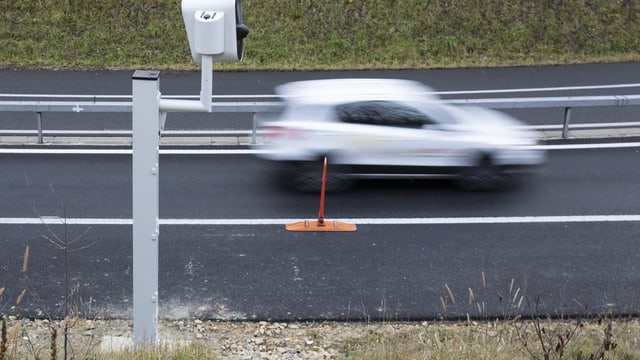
[2,316,428,359]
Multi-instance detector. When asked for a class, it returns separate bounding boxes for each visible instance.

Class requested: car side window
[336,101,435,128]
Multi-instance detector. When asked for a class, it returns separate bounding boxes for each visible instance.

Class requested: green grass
[1,0,639,70]
[341,320,640,360]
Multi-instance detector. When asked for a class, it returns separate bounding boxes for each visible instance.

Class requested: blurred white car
[254,79,545,191]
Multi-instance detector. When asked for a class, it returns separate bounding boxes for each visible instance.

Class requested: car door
[335,100,460,169]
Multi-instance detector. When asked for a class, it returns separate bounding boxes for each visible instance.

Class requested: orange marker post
[286,157,357,232]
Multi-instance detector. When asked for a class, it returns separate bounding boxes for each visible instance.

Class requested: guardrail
[2,93,640,143]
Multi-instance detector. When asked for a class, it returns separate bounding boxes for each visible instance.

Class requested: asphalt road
[1,146,639,320]
[1,64,640,321]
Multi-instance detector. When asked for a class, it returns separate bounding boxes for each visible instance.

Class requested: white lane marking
[527,121,640,130]
[0,142,640,155]
[2,215,640,226]
[0,149,260,155]
[434,83,640,95]
[530,142,640,150]
[0,149,134,155]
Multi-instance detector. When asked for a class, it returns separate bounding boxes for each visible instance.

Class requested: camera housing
[181,0,249,63]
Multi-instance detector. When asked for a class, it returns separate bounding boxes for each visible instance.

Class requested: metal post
[36,112,43,144]
[251,112,257,144]
[562,107,572,139]
[132,70,161,346]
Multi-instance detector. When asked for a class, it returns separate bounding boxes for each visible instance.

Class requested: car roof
[275,78,439,104]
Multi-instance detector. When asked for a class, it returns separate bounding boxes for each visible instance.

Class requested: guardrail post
[251,112,257,144]
[36,112,43,144]
[132,70,161,347]
[562,107,572,139]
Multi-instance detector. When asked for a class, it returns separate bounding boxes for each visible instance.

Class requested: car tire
[457,156,510,191]
[287,162,352,193]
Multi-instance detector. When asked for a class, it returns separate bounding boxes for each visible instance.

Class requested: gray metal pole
[251,112,257,145]
[562,107,572,139]
[132,70,161,346]
[36,112,43,144]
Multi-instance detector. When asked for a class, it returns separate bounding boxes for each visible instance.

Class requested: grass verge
[1,0,639,70]
[2,317,640,359]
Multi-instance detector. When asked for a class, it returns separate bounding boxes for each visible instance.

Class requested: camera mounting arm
[158,53,213,113]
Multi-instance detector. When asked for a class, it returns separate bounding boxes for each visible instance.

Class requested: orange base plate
[286,220,357,232]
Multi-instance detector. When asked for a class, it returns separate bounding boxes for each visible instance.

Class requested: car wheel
[457,156,510,191]
[287,162,352,193]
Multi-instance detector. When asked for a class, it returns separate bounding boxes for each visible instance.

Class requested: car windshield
[412,102,459,125]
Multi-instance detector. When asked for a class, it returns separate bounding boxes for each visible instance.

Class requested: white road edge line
[2,215,640,225]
